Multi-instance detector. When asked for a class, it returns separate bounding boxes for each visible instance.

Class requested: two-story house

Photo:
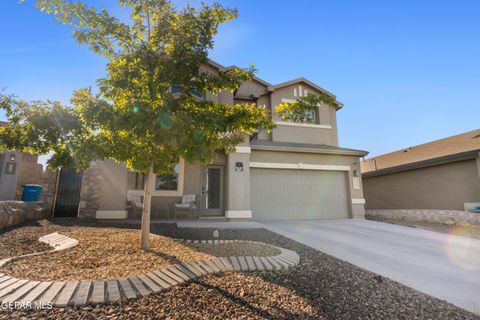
[74,60,368,220]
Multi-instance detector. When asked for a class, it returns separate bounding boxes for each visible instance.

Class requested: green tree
[276,93,341,123]
[2,0,273,250]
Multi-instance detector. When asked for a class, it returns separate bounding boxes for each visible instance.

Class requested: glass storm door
[201,166,224,216]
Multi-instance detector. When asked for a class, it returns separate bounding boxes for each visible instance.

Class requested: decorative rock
[366,209,480,226]
[0,236,300,309]
[0,201,47,230]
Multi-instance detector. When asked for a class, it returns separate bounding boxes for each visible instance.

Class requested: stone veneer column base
[78,161,102,219]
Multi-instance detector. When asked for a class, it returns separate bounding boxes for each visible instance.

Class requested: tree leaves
[276,93,340,123]
[5,0,274,175]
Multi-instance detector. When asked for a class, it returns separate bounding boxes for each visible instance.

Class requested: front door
[201,165,224,216]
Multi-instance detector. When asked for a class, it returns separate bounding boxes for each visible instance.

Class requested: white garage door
[250,168,349,219]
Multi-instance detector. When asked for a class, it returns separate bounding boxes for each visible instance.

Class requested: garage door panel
[251,168,349,219]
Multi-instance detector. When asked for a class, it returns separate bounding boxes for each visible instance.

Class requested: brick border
[0,236,299,308]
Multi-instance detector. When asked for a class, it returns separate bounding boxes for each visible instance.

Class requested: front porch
[78,147,253,221]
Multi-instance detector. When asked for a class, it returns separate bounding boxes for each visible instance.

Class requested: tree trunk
[140,162,155,251]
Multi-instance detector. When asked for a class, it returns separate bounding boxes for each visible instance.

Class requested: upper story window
[127,172,145,190]
[279,98,319,125]
[304,110,316,123]
[170,85,205,99]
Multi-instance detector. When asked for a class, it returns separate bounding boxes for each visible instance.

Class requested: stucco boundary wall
[0,201,48,230]
[366,209,480,226]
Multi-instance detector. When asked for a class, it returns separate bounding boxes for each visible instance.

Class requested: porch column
[225,146,252,219]
[79,160,128,219]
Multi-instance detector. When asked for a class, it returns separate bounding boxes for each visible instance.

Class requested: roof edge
[362,149,480,178]
[207,61,343,108]
[207,59,272,87]
[250,143,369,157]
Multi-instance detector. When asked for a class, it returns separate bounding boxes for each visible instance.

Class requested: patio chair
[173,194,197,220]
[127,191,143,220]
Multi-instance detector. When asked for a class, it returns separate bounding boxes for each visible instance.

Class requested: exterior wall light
[9,154,16,162]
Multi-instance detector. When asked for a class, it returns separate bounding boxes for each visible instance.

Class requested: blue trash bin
[21,184,43,202]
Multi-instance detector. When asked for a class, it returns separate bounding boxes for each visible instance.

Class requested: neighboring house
[0,151,22,200]
[73,60,368,220]
[361,129,480,211]
[0,121,22,200]
[15,154,57,207]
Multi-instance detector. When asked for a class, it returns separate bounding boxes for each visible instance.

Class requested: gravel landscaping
[0,221,53,258]
[185,241,280,257]
[368,216,480,240]
[1,219,479,319]
[0,220,212,281]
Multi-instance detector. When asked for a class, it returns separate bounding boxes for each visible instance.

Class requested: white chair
[127,191,144,219]
[174,194,197,219]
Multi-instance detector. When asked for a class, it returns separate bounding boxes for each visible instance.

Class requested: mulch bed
[0,219,478,319]
[0,220,53,259]
[0,220,212,281]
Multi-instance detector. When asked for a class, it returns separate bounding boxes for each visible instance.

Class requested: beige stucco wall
[226,151,250,214]
[362,158,480,211]
[150,152,227,218]
[236,79,267,97]
[272,125,338,146]
[268,83,339,146]
[251,150,365,218]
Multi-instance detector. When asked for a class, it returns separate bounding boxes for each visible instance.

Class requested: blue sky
[1,0,479,160]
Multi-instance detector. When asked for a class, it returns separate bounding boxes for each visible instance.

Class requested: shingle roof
[361,129,480,173]
[207,60,343,108]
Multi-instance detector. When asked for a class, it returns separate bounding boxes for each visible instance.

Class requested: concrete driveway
[258,219,480,315]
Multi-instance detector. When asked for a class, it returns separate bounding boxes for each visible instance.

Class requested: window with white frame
[304,109,316,123]
[280,98,318,124]
[155,163,180,191]
[127,159,184,196]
